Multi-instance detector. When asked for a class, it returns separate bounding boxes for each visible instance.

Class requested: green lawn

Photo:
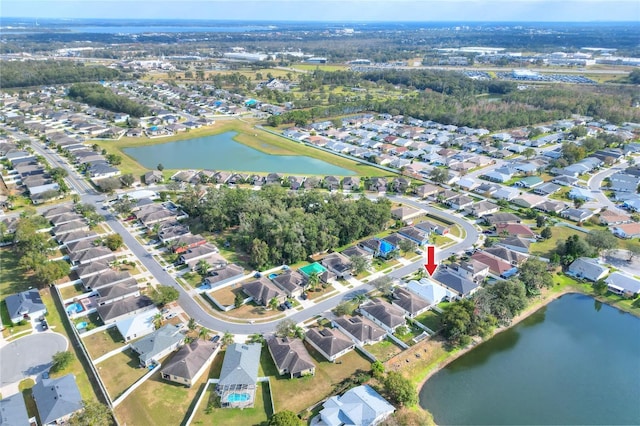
[82,327,126,360]
[261,341,372,414]
[98,349,149,400]
[191,382,273,426]
[530,226,586,258]
[0,248,32,300]
[414,310,443,332]
[1,300,32,338]
[59,282,87,301]
[115,350,225,426]
[366,338,404,362]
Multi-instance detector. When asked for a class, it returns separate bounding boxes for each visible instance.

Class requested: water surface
[420,294,640,425]
[123,131,355,175]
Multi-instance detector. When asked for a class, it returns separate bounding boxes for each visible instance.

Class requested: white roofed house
[605,272,640,297]
[567,258,609,282]
[130,324,185,367]
[315,385,395,426]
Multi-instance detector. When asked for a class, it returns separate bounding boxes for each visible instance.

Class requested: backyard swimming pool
[227,393,251,403]
[75,321,88,330]
[66,302,84,315]
[268,273,278,279]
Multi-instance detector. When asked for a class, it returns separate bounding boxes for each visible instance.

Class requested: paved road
[587,161,628,212]
[24,134,480,334]
[0,333,68,384]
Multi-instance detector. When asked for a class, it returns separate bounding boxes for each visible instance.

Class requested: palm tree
[222,332,234,346]
[72,193,80,204]
[269,297,279,311]
[187,317,197,331]
[196,259,210,277]
[153,313,163,330]
[307,272,320,292]
[247,333,265,344]
[198,327,210,340]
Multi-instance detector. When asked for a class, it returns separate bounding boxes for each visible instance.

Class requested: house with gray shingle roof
[5,289,46,324]
[161,340,219,387]
[605,272,640,297]
[305,327,355,362]
[391,287,430,318]
[242,277,285,306]
[317,384,395,426]
[332,315,386,346]
[96,295,155,325]
[267,337,315,379]
[130,324,184,367]
[32,374,83,425]
[271,270,306,298]
[0,393,30,425]
[216,343,261,408]
[360,300,406,333]
[567,258,609,282]
[433,268,480,298]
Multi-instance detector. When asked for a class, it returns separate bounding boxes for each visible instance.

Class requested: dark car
[284,300,293,309]
[278,304,286,311]
[41,319,48,330]
[211,335,221,343]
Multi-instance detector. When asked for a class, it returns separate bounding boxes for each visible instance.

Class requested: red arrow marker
[424,245,438,276]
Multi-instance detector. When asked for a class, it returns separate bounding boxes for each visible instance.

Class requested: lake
[420,294,640,425]
[123,132,355,175]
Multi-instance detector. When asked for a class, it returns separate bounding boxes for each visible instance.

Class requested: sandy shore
[413,287,576,390]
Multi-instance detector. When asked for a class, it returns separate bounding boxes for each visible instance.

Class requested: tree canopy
[68,83,150,117]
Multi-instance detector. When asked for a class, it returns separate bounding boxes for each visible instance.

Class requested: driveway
[0,333,68,385]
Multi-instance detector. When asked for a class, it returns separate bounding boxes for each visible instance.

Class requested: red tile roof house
[471,252,515,277]
[611,222,640,239]
[170,234,208,253]
[494,223,537,240]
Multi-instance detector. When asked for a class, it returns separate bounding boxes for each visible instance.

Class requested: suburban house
[397,226,429,246]
[494,223,536,240]
[567,258,609,282]
[360,300,406,333]
[611,222,640,239]
[390,205,423,223]
[391,287,430,318]
[177,243,218,265]
[433,268,481,298]
[144,170,163,185]
[5,289,46,323]
[170,234,208,254]
[332,315,386,346]
[484,213,522,226]
[446,194,474,211]
[599,209,631,226]
[115,308,160,342]
[342,176,361,191]
[203,264,245,288]
[161,340,219,387]
[605,272,640,297]
[415,220,449,236]
[95,278,140,305]
[342,245,373,262]
[271,270,307,298]
[242,277,285,306]
[68,246,114,266]
[406,279,456,305]
[266,337,316,378]
[305,327,355,362]
[497,236,531,253]
[57,230,99,246]
[216,343,261,408]
[82,270,131,291]
[368,177,387,192]
[32,374,83,425]
[471,251,517,278]
[321,252,353,279]
[96,295,155,324]
[0,393,30,425]
[316,385,395,426]
[130,324,185,367]
[414,183,440,198]
[450,260,490,283]
[466,200,500,218]
[561,208,594,223]
[358,238,397,259]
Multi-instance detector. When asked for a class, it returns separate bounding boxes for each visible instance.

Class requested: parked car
[40,319,48,330]
[284,300,293,309]
[211,335,221,343]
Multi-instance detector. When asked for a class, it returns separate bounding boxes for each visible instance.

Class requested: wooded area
[68,83,150,117]
[0,60,122,88]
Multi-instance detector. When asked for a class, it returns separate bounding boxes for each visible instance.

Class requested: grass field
[0,248,31,300]
[82,327,126,360]
[92,119,391,178]
[98,348,149,400]
[59,282,87,300]
[367,338,404,362]
[529,225,586,258]
[414,310,443,332]
[261,342,372,414]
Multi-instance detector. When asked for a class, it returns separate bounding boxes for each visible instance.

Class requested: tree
[429,167,449,184]
[72,193,80,204]
[372,275,394,296]
[371,360,385,378]
[34,260,71,286]
[104,234,123,251]
[307,271,320,292]
[536,215,546,228]
[522,148,535,159]
[350,255,370,275]
[247,333,265,344]
[383,372,418,406]
[157,163,165,171]
[234,292,245,308]
[441,299,475,347]
[476,280,527,326]
[50,351,74,373]
[106,153,122,165]
[570,126,588,139]
[398,238,417,255]
[198,327,210,340]
[269,411,303,426]
[585,230,618,254]
[187,317,197,331]
[541,227,552,240]
[518,257,553,296]
[113,198,134,215]
[269,297,279,311]
[222,332,234,346]
[250,238,270,270]
[120,173,135,188]
[153,313,164,329]
[593,279,609,296]
[70,401,114,426]
[152,285,180,306]
[275,318,298,338]
[196,259,210,277]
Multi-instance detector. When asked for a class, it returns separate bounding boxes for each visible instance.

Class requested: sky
[2,0,639,22]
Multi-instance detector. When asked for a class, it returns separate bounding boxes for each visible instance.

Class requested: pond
[123,131,355,175]
[419,294,640,425]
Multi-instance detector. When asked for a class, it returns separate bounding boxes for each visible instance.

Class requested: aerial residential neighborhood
[0,7,639,426]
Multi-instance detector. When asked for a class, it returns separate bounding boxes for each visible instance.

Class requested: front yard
[210,285,245,306]
[98,348,149,400]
